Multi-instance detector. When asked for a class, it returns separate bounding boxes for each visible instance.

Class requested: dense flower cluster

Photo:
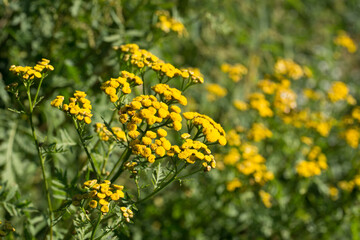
[101,71,143,103]
[296,146,327,177]
[327,81,350,102]
[152,84,187,105]
[247,93,273,117]
[274,58,303,80]
[9,58,54,81]
[206,83,227,101]
[334,31,357,53]
[220,63,248,82]
[73,179,126,214]
[183,112,227,145]
[247,123,272,142]
[94,123,126,142]
[259,190,272,208]
[155,10,186,36]
[51,91,93,124]
[115,43,204,84]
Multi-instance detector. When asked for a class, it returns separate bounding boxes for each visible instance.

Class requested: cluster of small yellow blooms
[120,206,134,223]
[257,79,278,95]
[155,10,186,36]
[328,186,339,200]
[224,143,274,185]
[301,136,313,146]
[274,59,304,80]
[342,128,360,148]
[220,63,248,82]
[101,71,143,103]
[296,146,327,177]
[94,123,126,142]
[247,123,272,142]
[334,31,357,53]
[51,91,93,124]
[115,44,204,84]
[0,221,15,237]
[72,179,126,215]
[259,190,272,208]
[206,83,227,101]
[274,87,297,114]
[226,129,241,147]
[338,174,360,192]
[226,178,242,192]
[327,81,350,102]
[9,58,54,81]
[152,84,187,105]
[233,100,248,111]
[119,94,183,133]
[183,112,227,145]
[305,113,335,137]
[303,88,321,100]
[248,93,273,117]
[177,138,217,171]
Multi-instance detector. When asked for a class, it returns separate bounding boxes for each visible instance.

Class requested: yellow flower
[259,190,272,208]
[274,58,303,80]
[226,178,242,192]
[334,31,357,53]
[206,84,227,101]
[328,81,349,102]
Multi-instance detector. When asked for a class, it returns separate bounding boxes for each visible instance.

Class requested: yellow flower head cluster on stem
[221,63,248,82]
[120,206,134,223]
[223,148,241,165]
[233,100,248,111]
[328,81,349,102]
[235,143,274,185]
[274,87,297,114]
[152,84,188,105]
[329,186,339,200]
[155,10,186,36]
[303,88,321,100]
[101,71,143,103]
[9,58,54,81]
[94,123,126,142]
[226,178,242,192]
[51,91,93,124]
[206,83,227,101]
[305,112,335,137]
[247,123,272,142]
[226,129,241,147]
[183,112,227,145]
[296,146,327,177]
[259,190,272,208]
[119,95,183,132]
[274,58,304,80]
[248,93,273,117]
[73,179,126,215]
[343,128,360,148]
[177,139,217,171]
[257,79,278,95]
[181,67,204,84]
[334,31,357,53]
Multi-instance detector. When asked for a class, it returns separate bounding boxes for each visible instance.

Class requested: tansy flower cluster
[247,123,272,142]
[101,71,143,103]
[73,179,126,214]
[327,81,350,103]
[94,123,126,142]
[155,10,186,36]
[9,58,54,81]
[274,58,304,80]
[152,84,187,105]
[259,190,272,208]
[115,43,204,84]
[51,91,93,124]
[296,146,327,177]
[334,31,357,53]
[247,93,273,117]
[220,63,248,82]
[226,178,242,192]
[338,174,360,193]
[206,83,227,101]
[183,112,227,145]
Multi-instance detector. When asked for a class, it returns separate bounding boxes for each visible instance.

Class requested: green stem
[136,164,186,204]
[102,142,115,175]
[90,214,103,240]
[109,148,132,182]
[26,90,53,240]
[73,119,100,179]
[33,75,45,106]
